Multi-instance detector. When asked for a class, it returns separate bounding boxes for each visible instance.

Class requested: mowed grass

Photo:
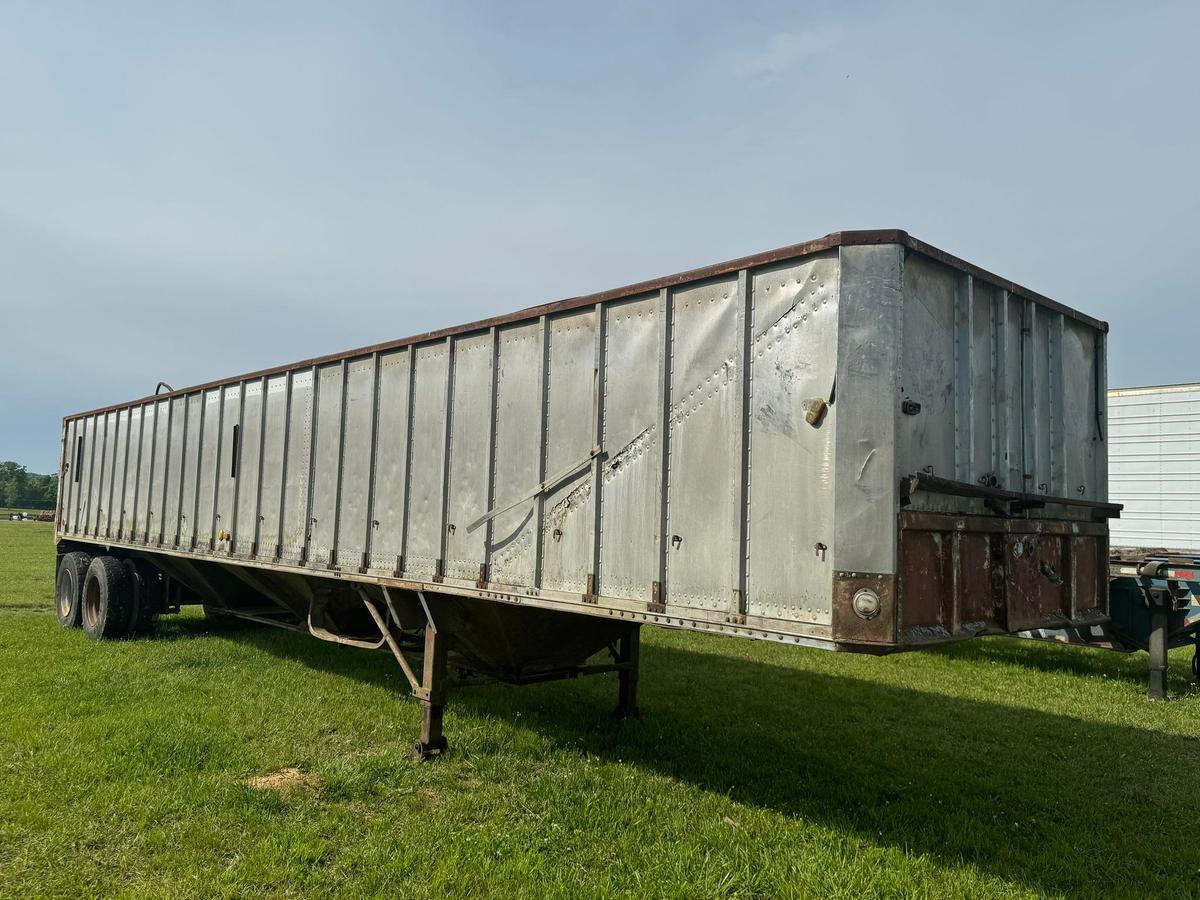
[1,522,1199,898]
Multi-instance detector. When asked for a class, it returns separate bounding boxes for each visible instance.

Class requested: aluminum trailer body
[53,230,1117,753]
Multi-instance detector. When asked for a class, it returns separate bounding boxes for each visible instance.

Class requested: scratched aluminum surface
[748,253,839,624]
[55,233,1112,650]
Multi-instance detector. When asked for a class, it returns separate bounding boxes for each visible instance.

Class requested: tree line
[0,461,58,509]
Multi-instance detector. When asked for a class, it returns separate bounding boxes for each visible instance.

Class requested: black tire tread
[55,551,91,628]
[83,556,135,640]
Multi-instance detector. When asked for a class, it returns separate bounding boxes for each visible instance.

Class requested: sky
[2,1,1198,474]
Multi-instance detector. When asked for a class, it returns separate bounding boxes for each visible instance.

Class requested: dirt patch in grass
[245,767,320,793]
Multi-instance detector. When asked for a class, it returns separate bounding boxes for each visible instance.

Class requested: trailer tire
[121,559,160,636]
[55,551,92,628]
[81,556,136,640]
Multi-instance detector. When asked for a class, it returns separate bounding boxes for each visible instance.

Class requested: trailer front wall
[897,254,1107,504]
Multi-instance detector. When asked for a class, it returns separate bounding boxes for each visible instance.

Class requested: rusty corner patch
[832,571,896,645]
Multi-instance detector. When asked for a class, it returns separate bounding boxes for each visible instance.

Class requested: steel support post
[412,593,450,760]
[613,624,641,719]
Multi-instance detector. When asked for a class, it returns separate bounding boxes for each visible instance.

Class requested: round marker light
[852,588,881,620]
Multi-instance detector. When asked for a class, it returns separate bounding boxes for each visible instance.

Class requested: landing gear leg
[1147,590,1169,701]
[613,625,641,719]
[411,593,449,760]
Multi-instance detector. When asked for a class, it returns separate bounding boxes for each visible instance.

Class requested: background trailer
[1022,384,1200,697]
[53,230,1119,756]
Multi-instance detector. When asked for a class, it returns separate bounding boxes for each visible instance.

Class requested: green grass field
[1,519,1198,898]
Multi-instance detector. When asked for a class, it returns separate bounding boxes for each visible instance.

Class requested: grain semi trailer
[53,229,1118,757]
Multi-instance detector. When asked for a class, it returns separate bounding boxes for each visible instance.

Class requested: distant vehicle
[53,230,1123,756]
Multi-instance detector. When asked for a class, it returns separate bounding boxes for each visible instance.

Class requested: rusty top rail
[61,229,1108,422]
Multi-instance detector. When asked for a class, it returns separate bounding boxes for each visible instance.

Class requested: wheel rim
[82,577,101,630]
[56,574,72,619]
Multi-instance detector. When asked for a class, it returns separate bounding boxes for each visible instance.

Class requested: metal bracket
[648,580,665,613]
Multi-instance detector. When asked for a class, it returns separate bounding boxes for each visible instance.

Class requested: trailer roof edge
[62,229,1108,422]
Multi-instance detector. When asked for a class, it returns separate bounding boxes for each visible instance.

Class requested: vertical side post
[953,274,973,482]
[534,316,550,588]
[331,360,349,569]
[362,353,382,572]
[1021,299,1036,492]
[730,269,752,621]
[993,291,1010,488]
[482,327,500,584]
[589,303,607,598]
[252,375,269,557]
[131,404,146,542]
[613,624,641,719]
[437,336,455,582]
[230,385,245,555]
[655,287,673,606]
[173,399,189,547]
[275,371,294,558]
[302,365,320,564]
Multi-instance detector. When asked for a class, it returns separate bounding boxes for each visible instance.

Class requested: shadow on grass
[938,634,1200,694]
[159,614,1200,895]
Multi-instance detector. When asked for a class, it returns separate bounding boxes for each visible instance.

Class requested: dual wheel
[55,551,158,639]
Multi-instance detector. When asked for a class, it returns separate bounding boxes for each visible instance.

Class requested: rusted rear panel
[895,510,1108,645]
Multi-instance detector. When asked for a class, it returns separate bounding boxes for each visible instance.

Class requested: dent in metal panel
[665,277,739,612]
[542,310,597,593]
[445,333,492,580]
[370,350,410,570]
[598,295,660,601]
[163,397,186,545]
[490,322,542,587]
[336,358,375,569]
[147,401,170,541]
[177,395,201,548]
[195,389,222,550]
[308,364,343,566]
[236,381,264,554]
[406,343,449,578]
[281,372,313,560]
[833,244,903,575]
[897,254,956,482]
[746,254,838,623]
[258,375,288,556]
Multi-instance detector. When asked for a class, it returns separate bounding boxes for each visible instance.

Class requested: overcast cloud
[2,1,1198,473]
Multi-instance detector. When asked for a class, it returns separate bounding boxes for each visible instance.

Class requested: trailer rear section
[54,230,1117,753]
